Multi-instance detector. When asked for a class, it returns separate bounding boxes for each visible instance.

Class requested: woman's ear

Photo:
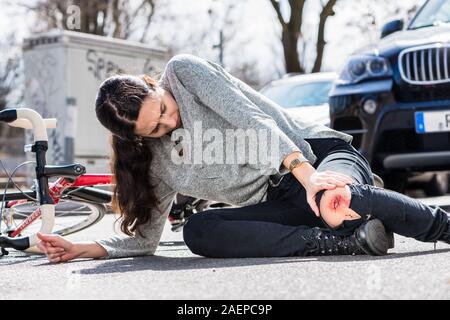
[141,74,157,89]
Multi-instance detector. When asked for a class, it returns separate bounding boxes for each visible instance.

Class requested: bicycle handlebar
[0,108,57,141]
[0,108,56,250]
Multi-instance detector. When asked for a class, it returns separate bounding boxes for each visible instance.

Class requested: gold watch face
[289,159,301,171]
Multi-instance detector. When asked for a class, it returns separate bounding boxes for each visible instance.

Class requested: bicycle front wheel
[9,199,106,239]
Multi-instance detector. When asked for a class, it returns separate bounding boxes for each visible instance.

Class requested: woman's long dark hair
[95,74,161,236]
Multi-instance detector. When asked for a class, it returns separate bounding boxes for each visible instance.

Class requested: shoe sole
[387,231,395,249]
[357,219,389,256]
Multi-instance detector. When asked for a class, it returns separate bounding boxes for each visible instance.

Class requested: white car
[259,72,338,127]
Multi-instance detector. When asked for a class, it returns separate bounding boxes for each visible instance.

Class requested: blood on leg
[319,185,361,228]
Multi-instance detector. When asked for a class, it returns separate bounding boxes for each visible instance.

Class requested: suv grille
[395,86,450,102]
[399,43,450,85]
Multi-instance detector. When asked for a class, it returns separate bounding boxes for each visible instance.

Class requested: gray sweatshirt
[94,53,352,258]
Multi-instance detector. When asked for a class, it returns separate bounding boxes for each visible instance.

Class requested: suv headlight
[338,55,392,85]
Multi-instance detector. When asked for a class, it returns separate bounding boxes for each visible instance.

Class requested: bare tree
[269,0,306,73]
[270,0,337,73]
[269,0,420,74]
[147,0,263,86]
[150,1,244,63]
[206,1,265,87]
[0,57,21,111]
[0,36,25,154]
[6,0,158,41]
[269,0,339,74]
[312,0,337,72]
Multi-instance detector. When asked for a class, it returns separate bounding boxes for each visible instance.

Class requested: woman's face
[134,87,182,138]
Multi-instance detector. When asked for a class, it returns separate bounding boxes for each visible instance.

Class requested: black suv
[329,0,450,195]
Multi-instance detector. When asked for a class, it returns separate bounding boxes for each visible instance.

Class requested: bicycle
[0,108,116,256]
[0,108,222,256]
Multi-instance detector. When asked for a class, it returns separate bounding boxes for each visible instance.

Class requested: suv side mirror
[381,19,404,38]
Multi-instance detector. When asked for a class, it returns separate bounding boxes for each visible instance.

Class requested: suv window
[409,0,450,29]
[261,81,333,108]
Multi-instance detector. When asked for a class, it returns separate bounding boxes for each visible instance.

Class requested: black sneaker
[302,219,390,256]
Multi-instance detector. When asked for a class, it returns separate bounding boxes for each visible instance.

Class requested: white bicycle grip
[9,118,57,130]
[27,204,56,247]
[11,108,51,142]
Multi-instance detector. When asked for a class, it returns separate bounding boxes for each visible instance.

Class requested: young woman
[36,54,450,263]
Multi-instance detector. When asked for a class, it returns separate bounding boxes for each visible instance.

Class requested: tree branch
[139,0,156,43]
[312,0,337,72]
[269,0,287,31]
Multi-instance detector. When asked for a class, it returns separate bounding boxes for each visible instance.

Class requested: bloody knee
[317,186,360,229]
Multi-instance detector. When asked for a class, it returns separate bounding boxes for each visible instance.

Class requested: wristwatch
[288,156,310,172]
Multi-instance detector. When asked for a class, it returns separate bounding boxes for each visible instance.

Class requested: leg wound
[317,186,361,229]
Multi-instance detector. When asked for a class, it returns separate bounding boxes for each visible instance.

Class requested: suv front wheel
[382,172,408,194]
[425,173,449,197]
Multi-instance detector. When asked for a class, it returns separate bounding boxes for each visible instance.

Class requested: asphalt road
[1,196,450,300]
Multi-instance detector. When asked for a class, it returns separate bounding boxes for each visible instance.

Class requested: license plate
[415,110,450,133]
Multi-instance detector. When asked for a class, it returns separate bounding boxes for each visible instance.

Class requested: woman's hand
[36,232,80,263]
[292,163,354,217]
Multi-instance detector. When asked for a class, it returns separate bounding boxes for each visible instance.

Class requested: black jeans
[183,138,450,258]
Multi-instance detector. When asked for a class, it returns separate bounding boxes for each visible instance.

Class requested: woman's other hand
[36,233,79,263]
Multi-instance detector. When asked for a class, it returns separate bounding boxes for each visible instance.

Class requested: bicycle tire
[5,198,106,253]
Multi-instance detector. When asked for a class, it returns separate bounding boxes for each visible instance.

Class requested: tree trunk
[312,0,337,73]
[270,0,306,74]
[282,30,304,73]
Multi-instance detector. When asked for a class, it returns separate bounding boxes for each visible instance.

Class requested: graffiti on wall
[86,49,126,81]
[86,49,158,80]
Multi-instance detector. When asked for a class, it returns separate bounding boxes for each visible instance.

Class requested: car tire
[383,173,408,194]
[424,172,449,197]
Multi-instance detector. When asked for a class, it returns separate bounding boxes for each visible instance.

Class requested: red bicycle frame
[7,174,112,237]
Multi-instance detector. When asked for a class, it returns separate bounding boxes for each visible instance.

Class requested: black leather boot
[302,219,390,256]
[348,184,449,243]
